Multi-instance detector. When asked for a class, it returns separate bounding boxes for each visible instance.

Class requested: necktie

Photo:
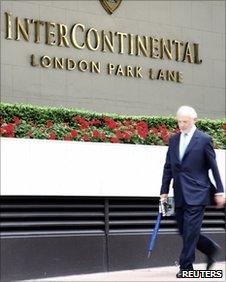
[180,133,188,161]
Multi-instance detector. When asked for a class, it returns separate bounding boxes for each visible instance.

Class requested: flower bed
[1,103,225,149]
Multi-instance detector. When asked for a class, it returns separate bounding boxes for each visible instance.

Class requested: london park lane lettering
[30,54,183,83]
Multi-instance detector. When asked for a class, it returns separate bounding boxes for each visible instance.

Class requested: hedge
[0,103,225,149]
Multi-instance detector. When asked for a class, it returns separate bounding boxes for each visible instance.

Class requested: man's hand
[160,193,168,202]
[214,194,225,208]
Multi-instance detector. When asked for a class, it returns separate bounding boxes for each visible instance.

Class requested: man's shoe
[206,245,220,270]
[207,257,215,270]
[176,270,183,278]
[176,269,193,278]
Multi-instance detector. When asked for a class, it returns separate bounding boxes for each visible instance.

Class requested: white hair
[176,106,197,119]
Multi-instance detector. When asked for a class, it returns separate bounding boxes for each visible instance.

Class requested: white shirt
[179,125,196,160]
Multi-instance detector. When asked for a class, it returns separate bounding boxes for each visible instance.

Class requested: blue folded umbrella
[147,212,162,258]
[147,197,175,258]
[147,197,174,258]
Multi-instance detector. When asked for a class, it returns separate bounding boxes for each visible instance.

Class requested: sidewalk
[23,262,225,282]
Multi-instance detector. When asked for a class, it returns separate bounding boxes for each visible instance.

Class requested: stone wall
[1,0,225,118]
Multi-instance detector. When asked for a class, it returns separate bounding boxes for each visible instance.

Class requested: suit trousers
[175,202,217,270]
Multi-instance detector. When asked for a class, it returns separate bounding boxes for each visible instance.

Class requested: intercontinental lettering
[5,12,202,64]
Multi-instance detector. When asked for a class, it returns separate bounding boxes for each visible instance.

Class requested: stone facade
[1,0,225,118]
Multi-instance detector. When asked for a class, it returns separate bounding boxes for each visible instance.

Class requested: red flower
[152,127,159,135]
[14,116,22,125]
[123,132,131,141]
[75,115,83,123]
[110,137,119,143]
[75,115,90,129]
[71,129,78,138]
[50,132,57,140]
[5,123,15,137]
[162,132,169,143]
[137,121,148,139]
[64,134,72,141]
[124,119,132,127]
[93,130,101,138]
[90,119,101,126]
[128,126,135,133]
[104,117,118,129]
[47,120,54,128]
[5,123,14,133]
[159,126,169,143]
[159,125,167,133]
[80,121,89,129]
[115,130,123,139]
[83,134,90,141]
[156,124,170,143]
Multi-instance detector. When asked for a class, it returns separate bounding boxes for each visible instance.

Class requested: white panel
[0,137,225,197]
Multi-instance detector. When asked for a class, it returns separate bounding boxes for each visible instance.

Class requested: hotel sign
[4,12,203,83]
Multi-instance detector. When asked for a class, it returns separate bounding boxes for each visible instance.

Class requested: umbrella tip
[148,251,151,258]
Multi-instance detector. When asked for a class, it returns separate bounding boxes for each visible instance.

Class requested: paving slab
[22,262,226,282]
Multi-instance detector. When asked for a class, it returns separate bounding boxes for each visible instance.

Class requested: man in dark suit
[160,106,225,277]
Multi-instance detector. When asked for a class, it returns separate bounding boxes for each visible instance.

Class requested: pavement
[22,262,226,282]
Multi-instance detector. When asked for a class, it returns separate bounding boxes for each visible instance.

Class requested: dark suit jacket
[160,129,224,207]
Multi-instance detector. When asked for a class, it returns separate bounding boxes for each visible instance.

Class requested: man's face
[177,115,196,132]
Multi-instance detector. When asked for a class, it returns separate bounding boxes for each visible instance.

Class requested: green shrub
[1,103,225,149]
